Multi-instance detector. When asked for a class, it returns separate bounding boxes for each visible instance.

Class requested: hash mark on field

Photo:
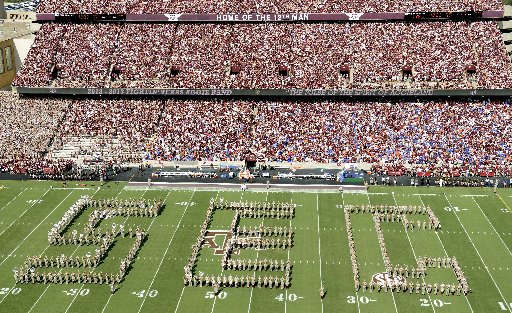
[136,189,184,313]
[444,195,510,312]
[472,198,512,256]
[0,188,62,268]
[392,192,436,313]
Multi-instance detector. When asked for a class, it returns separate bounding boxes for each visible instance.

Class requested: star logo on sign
[347,13,364,20]
[49,88,57,94]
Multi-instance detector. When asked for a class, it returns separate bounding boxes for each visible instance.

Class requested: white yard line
[26,187,104,312]
[284,193,294,313]
[173,288,186,313]
[471,198,511,256]
[210,191,244,313]
[27,243,83,313]
[417,195,474,313]
[137,189,198,313]
[174,191,221,313]
[3,233,54,301]
[341,192,361,313]
[0,189,50,238]
[247,192,268,313]
[1,188,102,307]
[391,193,435,313]
[0,188,25,214]
[51,188,94,190]
[68,188,152,313]
[444,195,510,311]
[0,188,73,304]
[315,194,324,313]
[366,193,399,313]
[0,188,61,268]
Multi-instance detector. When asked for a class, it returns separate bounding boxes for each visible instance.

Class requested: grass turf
[0,181,510,313]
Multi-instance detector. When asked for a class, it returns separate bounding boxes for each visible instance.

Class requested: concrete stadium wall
[505,5,512,18]
[500,21,512,29]
[13,36,34,71]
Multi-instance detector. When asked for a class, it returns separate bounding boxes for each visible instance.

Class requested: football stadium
[0,0,511,312]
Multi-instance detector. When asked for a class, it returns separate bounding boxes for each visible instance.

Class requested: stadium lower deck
[0,181,510,313]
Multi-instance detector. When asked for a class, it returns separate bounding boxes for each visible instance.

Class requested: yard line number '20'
[420,299,450,307]
[205,291,227,299]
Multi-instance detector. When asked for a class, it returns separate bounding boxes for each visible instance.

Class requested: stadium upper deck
[35,0,503,14]
[13,22,512,91]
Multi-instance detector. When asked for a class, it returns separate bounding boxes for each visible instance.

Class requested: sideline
[126,182,367,193]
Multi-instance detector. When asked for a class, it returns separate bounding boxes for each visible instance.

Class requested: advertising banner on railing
[36,11,504,22]
[15,87,512,97]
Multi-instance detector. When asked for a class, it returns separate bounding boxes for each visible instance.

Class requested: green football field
[0,180,511,313]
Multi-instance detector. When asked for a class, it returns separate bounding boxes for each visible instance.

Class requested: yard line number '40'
[132,290,159,298]
[275,293,303,302]
[63,289,90,296]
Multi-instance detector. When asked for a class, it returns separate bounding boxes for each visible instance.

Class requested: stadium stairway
[48,136,144,164]
[500,5,512,62]
[0,19,36,41]
[47,136,95,162]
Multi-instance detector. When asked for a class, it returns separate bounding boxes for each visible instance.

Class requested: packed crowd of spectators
[52,98,164,162]
[14,23,120,88]
[1,96,512,177]
[149,99,512,177]
[14,21,512,90]
[0,92,73,175]
[148,99,254,161]
[35,0,503,14]
[13,23,66,88]
[110,24,176,87]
